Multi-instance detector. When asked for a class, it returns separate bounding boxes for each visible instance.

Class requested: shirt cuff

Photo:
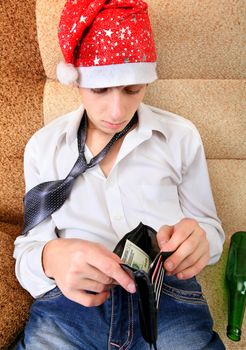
[24,242,56,298]
[199,222,224,265]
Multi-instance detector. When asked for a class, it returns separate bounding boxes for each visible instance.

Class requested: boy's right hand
[42,238,136,307]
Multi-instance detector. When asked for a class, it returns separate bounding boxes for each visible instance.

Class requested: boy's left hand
[157,218,210,279]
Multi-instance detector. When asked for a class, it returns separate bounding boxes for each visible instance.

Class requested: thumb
[157,225,174,251]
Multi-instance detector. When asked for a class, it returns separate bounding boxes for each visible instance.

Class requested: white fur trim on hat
[77,62,157,88]
[56,61,79,85]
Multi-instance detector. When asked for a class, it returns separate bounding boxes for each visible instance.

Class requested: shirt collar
[137,103,168,141]
[59,105,85,148]
[59,102,167,149]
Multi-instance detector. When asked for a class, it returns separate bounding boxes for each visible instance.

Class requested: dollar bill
[121,239,151,272]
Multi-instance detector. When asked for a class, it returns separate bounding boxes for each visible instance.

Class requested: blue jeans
[17,276,225,350]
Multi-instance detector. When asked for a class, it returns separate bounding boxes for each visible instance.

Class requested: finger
[171,245,207,276]
[162,218,202,251]
[161,220,198,253]
[86,246,136,294]
[64,264,114,290]
[65,289,110,307]
[75,278,113,294]
[175,253,210,280]
[82,265,114,285]
[164,222,208,274]
[164,230,202,272]
[98,257,136,293]
[111,279,119,285]
[83,241,122,265]
[157,225,174,250]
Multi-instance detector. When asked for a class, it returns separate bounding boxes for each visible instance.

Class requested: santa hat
[57,0,157,88]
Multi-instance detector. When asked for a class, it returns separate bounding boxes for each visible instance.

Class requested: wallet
[114,222,172,350]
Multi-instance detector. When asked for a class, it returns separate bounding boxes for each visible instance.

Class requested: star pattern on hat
[80,15,87,23]
[59,0,156,68]
[70,23,77,33]
[94,56,100,65]
[104,29,113,37]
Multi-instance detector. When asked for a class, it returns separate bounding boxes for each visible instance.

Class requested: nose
[110,91,125,121]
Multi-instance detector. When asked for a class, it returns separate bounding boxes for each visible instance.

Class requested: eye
[91,88,108,94]
[124,85,143,95]
[125,89,141,95]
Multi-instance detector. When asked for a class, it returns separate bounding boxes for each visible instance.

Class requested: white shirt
[14,103,225,298]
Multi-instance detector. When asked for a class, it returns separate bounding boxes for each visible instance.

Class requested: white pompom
[56,61,79,85]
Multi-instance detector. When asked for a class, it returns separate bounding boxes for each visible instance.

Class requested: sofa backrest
[0,0,45,226]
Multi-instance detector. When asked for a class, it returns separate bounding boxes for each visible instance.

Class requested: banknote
[121,239,151,272]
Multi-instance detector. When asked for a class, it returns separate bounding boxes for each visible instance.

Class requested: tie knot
[68,154,87,179]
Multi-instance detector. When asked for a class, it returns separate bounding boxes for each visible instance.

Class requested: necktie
[22,111,138,235]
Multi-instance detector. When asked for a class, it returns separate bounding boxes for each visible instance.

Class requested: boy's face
[79,84,146,135]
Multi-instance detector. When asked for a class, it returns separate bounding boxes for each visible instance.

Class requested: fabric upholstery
[0,0,44,348]
[0,1,44,225]
[0,226,32,349]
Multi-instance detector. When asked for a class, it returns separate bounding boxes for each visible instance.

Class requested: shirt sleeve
[177,129,225,264]
[13,137,57,298]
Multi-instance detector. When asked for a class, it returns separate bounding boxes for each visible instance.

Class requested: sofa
[0,0,245,349]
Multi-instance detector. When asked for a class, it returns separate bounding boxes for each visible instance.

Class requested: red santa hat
[57,0,157,88]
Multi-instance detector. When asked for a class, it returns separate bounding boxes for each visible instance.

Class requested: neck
[86,128,113,150]
[82,111,138,155]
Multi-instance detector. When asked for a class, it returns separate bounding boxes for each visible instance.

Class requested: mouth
[102,120,126,129]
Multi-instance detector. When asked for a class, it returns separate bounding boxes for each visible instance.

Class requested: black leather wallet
[114,222,172,350]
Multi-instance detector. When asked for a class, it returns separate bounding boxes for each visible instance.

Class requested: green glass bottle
[225,231,246,341]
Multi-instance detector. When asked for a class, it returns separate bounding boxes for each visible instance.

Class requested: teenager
[14,1,225,349]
